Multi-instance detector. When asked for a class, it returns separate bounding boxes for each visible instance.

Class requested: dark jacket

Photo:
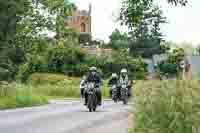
[85,73,102,87]
[108,78,118,86]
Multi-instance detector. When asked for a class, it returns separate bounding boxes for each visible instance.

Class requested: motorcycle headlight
[88,83,94,88]
[122,85,126,88]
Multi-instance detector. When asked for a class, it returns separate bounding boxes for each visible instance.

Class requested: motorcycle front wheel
[87,94,97,112]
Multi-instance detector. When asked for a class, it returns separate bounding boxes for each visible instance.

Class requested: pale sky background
[71,0,200,45]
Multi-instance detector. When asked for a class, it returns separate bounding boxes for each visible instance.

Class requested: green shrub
[158,62,178,74]
[0,67,11,81]
[16,54,47,82]
[83,51,146,79]
[130,80,200,133]
[16,63,31,82]
[47,44,86,75]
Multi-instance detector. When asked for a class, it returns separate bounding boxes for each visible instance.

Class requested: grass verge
[0,73,110,109]
[0,83,48,109]
[130,80,200,133]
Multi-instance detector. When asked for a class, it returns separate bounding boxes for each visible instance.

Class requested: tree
[0,0,55,80]
[120,0,188,27]
[0,0,31,49]
[109,29,129,50]
[37,0,76,40]
[0,0,54,51]
[129,4,167,58]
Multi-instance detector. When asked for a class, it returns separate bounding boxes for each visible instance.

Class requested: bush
[0,67,11,81]
[130,80,200,133]
[81,50,146,79]
[47,44,86,74]
[157,48,185,77]
[158,62,178,74]
[16,42,146,82]
[16,54,48,82]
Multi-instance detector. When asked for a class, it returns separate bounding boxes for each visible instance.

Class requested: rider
[118,68,129,99]
[108,73,118,97]
[80,75,86,98]
[84,66,102,106]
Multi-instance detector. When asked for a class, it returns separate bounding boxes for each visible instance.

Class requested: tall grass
[0,83,48,109]
[29,73,110,98]
[130,80,200,133]
[0,73,110,109]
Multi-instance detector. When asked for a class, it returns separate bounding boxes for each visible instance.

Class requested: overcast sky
[71,0,200,45]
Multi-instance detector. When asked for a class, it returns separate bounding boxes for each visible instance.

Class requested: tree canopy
[108,29,129,50]
[120,0,188,27]
[127,2,168,58]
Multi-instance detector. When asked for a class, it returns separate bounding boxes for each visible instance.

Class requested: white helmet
[120,68,127,74]
[89,66,97,72]
[111,73,118,78]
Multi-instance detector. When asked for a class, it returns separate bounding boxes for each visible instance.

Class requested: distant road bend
[0,100,129,133]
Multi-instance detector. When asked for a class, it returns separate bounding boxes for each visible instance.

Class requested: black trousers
[80,87,85,97]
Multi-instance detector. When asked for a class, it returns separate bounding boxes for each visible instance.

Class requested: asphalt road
[0,100,130,133]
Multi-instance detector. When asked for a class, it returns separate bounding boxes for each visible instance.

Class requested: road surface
[0,100,130,133]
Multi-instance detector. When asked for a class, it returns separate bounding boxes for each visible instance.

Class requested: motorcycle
[86,82,98,112]
[110,85,118,103]
[120,83,128,105]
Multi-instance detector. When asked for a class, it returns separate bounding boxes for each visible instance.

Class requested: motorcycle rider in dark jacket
[108,73,118,97]
[84,66,102,106]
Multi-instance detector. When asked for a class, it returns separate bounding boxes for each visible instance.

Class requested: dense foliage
[0,0,188,82]
[16,42,146,81]
[0,0,78,81]
[157,48,185,76]
[120,0,188,27]
[108,29,129,50]
[120,0,187,58]
[128,4,168,58]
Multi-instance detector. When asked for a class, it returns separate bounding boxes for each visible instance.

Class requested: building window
[81,23,86,32]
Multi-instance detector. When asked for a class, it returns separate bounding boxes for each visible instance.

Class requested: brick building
[65,4,92,43]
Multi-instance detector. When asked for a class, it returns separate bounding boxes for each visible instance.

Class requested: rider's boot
[84,98,87,105]
[84,93,88,105]
[98,91,102,106]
